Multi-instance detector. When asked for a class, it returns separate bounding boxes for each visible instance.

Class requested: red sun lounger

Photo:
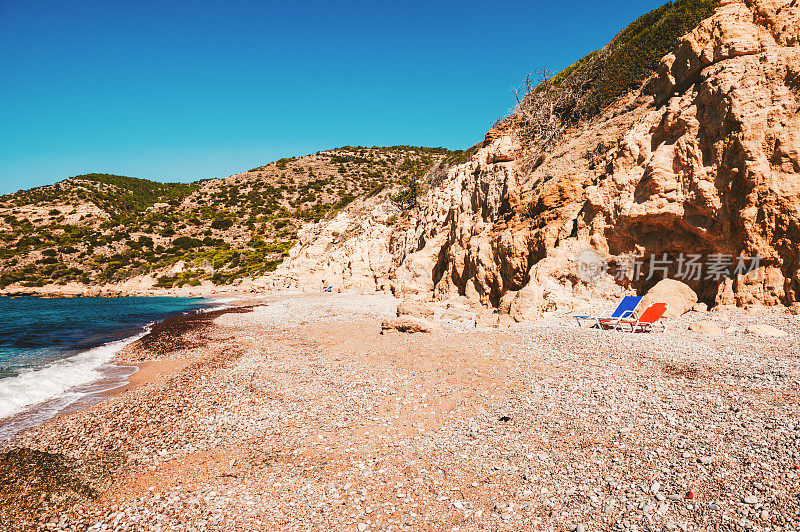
[598,302,669,332]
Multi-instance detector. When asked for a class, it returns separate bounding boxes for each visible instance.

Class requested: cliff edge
[275,0,800,318]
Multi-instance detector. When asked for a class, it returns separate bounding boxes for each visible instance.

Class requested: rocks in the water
[641,279,698,319]
[380,316,438,334]
[744,324,788,337]
[688,320,724,336]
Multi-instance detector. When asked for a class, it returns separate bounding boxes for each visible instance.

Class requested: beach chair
[598,302,669,332]
[573,295,642,328]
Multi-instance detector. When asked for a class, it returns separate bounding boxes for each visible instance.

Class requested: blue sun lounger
[573,295,642,328]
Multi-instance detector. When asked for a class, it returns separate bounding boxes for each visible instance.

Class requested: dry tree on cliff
[511,62,596,174]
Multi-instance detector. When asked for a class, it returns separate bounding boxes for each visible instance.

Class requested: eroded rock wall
[391,0,800,313]
[270,0,800,318]
[263,192,398,293]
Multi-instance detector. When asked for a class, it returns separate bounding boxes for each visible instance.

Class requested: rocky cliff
[276,0,800,317]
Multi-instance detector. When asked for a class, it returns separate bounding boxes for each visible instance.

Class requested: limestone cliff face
[263,192,398,293]
[272,0,800,316]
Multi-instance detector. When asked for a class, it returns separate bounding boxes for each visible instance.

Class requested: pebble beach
[1,293,799,531]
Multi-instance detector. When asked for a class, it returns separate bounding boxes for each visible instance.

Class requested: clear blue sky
[0,0,668,194]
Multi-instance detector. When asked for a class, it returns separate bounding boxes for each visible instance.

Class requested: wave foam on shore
[0,328,149,422]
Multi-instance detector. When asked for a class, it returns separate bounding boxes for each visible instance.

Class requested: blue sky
[0,0,669,194]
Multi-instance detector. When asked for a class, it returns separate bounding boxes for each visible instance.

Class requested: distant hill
[0,146,464,290]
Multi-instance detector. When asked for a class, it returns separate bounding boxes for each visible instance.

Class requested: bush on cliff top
[519,0,720,134]
[577,0,720,113]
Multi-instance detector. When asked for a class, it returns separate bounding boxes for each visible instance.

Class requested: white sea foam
[206,296,241,304]
[0,328,149,421]
[198,304,232,313]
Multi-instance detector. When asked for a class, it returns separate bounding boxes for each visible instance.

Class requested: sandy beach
[1,293,799,531]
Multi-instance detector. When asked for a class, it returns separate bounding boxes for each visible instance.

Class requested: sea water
[0,296,212,440]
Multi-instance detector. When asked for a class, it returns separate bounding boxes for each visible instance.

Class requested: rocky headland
[269,0,800,322]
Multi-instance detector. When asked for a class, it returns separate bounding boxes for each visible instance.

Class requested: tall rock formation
[272,0,800,317]
[264,190,399,292]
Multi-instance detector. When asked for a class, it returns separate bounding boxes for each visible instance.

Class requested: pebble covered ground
[1,293,799,531]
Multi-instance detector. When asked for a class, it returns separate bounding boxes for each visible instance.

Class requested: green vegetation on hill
[513,0,720,154]
[564,0,720,115]
[74,174,200,218]
[0,146,460,290]
[11,174,200,218]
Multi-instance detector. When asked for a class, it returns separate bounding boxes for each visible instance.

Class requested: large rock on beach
[641,279,698,319]
[381,316,439,334]
[688,320,724,336]
[744,324,789,337]
[440,303,477,326]
[396,301,434,320]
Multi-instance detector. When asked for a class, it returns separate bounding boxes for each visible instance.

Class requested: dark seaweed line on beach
[0,304,255,529]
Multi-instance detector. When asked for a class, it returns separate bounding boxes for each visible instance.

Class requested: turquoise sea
[0,296,213,440]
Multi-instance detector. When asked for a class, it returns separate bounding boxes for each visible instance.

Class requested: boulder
[745,304,769,315]
[396,301,434,320]
[688,320,723,336]
[380,316,439,334]
[744,324,789,337]
[440,304,477,326]
[641,279,698,319]
[475,312,500,328]
[508,286,545,323]
[497,291,518,315]
[692,303,708,313]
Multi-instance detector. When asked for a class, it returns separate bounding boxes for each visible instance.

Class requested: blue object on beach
[573,295,642,327]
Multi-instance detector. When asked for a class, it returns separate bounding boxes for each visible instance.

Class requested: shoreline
[0,297,256,443]
[0,287,263,299]
[0,303,257,528]
[1,293,798,530]
[107,303,257,397]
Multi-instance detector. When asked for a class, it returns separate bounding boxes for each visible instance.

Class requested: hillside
[274,0,800,315]
[0,146,462,293]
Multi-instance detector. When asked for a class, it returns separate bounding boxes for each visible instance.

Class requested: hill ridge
[0,145,464,293]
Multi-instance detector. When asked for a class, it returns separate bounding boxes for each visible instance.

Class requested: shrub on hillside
[211,218,234,230]
[512,0,720,166]
[172,236,204,250]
